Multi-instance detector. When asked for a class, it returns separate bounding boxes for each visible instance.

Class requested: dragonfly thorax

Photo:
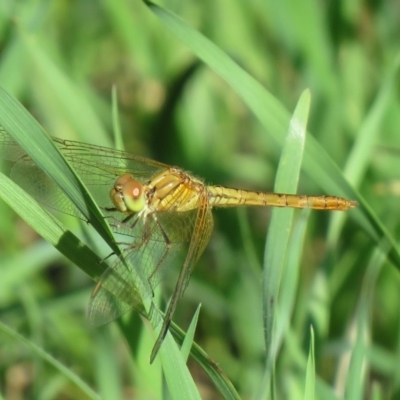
[146,168,205,212]
[110,174,146,213]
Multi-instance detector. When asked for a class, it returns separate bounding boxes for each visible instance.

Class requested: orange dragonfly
[0,133,357,362]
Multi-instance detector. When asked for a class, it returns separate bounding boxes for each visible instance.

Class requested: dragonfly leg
[104,206,118,212]
[146,214,173,298]
[103,212,135,227]
[99,213,144,263]
[99,251,115,263]
[106,212,146,248]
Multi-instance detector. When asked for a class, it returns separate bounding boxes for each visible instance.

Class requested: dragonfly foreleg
[103,211,135,227]
[104,206,118,212]
[100,213,145,264]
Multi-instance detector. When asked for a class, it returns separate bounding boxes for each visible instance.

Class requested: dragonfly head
[110,174,146,213]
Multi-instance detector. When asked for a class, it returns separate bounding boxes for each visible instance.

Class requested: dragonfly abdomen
[207,186,357,211]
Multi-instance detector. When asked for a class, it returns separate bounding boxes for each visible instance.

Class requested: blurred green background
[1,0,400,399]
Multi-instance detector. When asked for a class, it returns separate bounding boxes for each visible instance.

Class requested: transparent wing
[87,257,147,326]
[0,129,168,221]
[150,195,214,362]
[0,128,215,359]
[87,207,207,326]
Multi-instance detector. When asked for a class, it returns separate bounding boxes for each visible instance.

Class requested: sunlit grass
[1,1,400,399]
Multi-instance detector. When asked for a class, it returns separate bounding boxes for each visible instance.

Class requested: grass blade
[144,0,400,269]
[263,89,310,362]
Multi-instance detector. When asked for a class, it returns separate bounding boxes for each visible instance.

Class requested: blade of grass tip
[0,172,105,280]
[181,304,201,363]
[77,236,200,398]
[0,321,100,400]
[303,326,315,400]
[144,1,400,270]
[139,300,202,399]
[168,323,240,399]
[0,87,119,256]
[279,322,344,400]
[155,326,202,400]
[263,89,310,364]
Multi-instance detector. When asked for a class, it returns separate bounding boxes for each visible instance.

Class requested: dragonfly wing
[52,137,168,183]
[0,127,28,161]
[114,207,200,292]
[87,252,151,326]
[88,211,189,327]
[150,195,214,362]
[0,131,169,221]
[90,201,213,357]
[52,138,168,223]
[0,129,86,219]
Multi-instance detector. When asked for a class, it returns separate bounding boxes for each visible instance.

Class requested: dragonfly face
[0,133,357,363]
[110,174,146,214]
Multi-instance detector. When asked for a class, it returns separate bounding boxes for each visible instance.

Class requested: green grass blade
[181,304,201,363]
[111,85,124,151]
[0,88,237,399]
[345,241,388,399]
[263,89,310,363]
[19,29,109,145]
[0,88,119,260]
[168,324,240,400]
[154,324,202,400]
[303,327,316,400]
[0,321,100,400]
[259,90,310,398]
[328,57,400,246]
[144,1,400,269]
[0,172,104,280]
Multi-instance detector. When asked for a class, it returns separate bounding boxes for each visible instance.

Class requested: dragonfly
[0,131,358,362]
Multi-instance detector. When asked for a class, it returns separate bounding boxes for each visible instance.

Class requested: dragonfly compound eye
[122,179,145,212]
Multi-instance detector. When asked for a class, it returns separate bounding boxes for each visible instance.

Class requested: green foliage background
[0,1,400,399]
